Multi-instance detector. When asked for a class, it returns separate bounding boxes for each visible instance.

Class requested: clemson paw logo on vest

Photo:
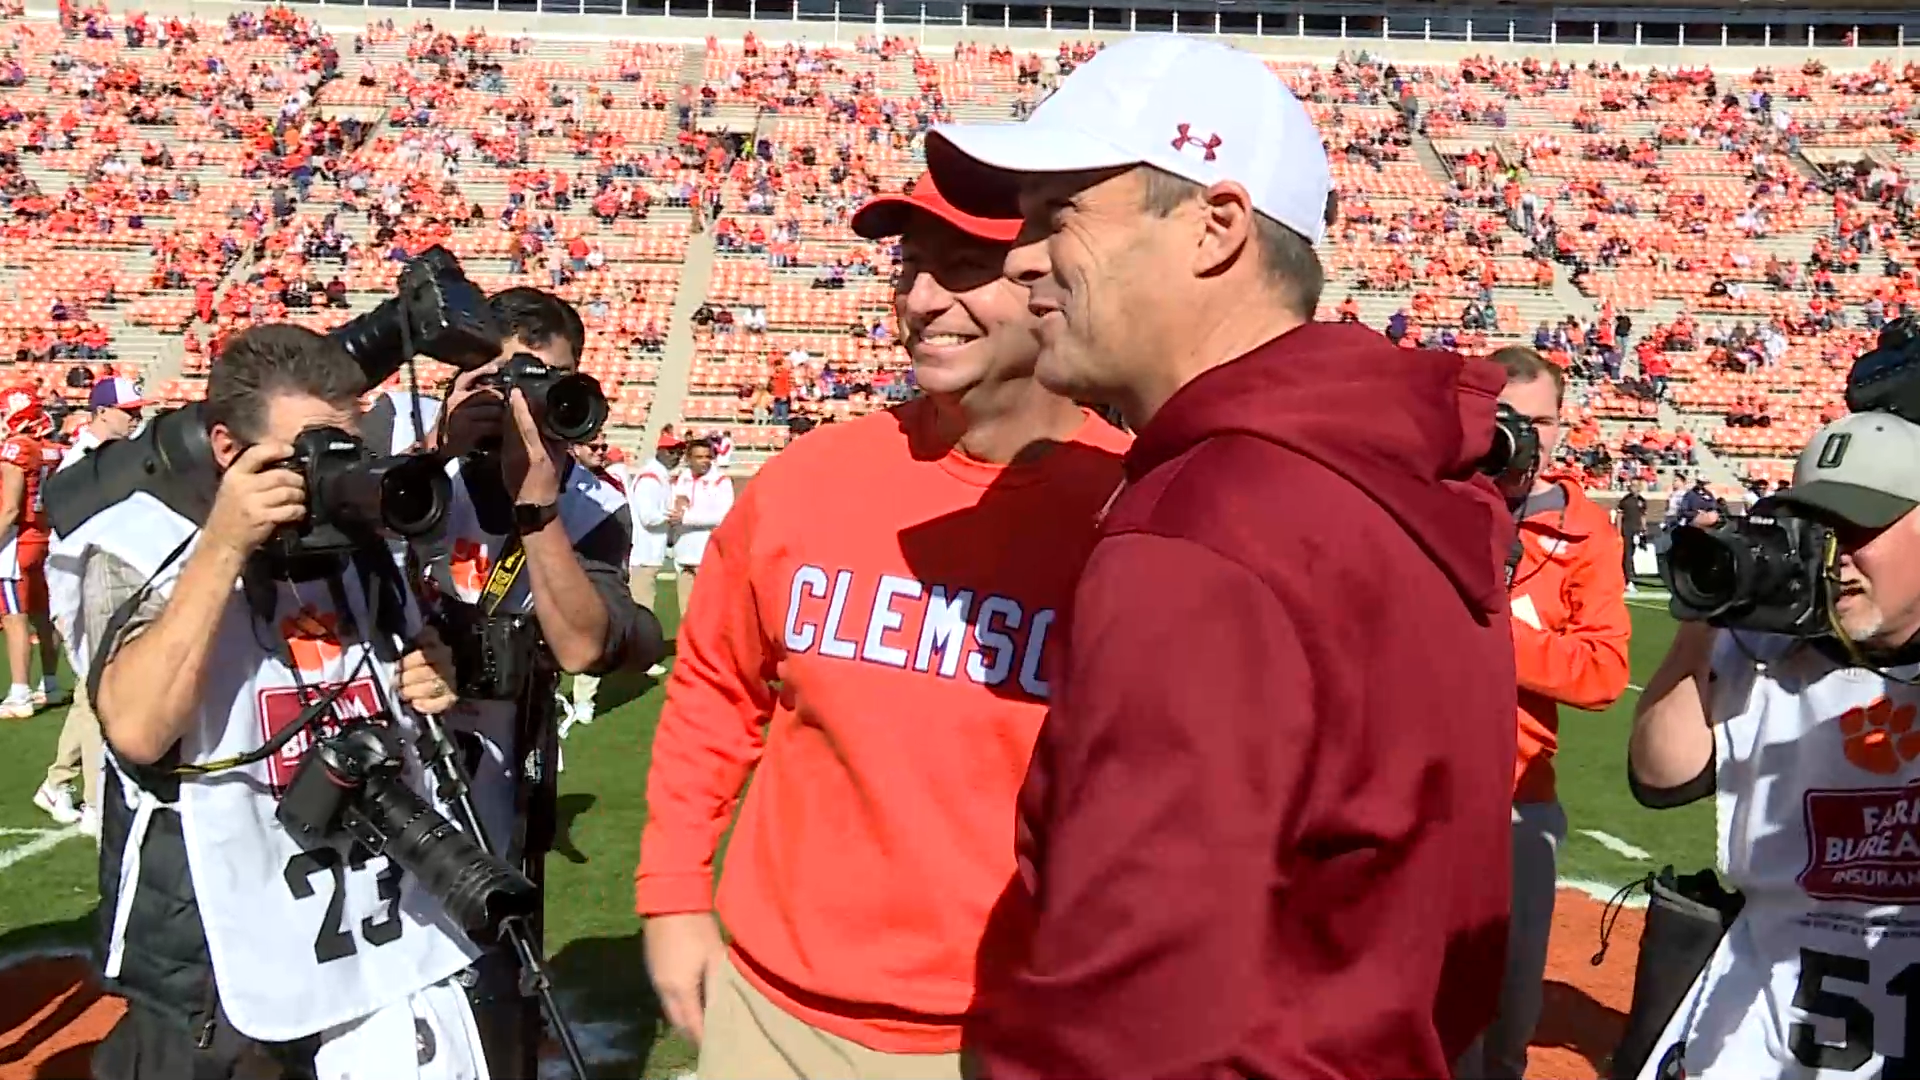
[1839,696,1920,775]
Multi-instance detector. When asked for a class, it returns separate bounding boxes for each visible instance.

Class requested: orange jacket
[1507,477,1632,803]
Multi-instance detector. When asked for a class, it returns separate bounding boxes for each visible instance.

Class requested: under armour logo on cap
[1171,123,1222,161]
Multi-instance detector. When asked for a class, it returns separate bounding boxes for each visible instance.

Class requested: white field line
[1580,829,1654,861]
[0,824,81,872]
[0,826,61,836]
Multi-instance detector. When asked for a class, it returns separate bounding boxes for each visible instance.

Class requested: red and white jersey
[0,433,51,574]
[1639,632,1920,1080]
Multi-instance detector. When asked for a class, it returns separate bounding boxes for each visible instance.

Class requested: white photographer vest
[48,495,480,1042]
[1639,632,1920,1080]
[434,458,627,859]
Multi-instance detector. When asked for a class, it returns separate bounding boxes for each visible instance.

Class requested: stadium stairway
[622,42,715,458]
[1412,130,1454,186]
[637,225,715,455]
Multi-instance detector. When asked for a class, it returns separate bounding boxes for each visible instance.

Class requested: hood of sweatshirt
[1127,321,1514,616]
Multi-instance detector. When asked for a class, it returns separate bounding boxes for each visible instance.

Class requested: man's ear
[1193,182,1256,280]
[208,422,240,470]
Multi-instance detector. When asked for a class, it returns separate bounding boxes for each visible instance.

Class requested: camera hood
[44,403,220,538]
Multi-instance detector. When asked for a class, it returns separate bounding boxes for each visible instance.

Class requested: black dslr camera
[478,352,608,445]
[1668,514,1834,636]
[442,608,545,702]
[1479,402,1543,480]
[44,246,496,541]
[271,427,451,558]
[333,245,502,385]
[1665,317,1920,636]
[277,718,537,944]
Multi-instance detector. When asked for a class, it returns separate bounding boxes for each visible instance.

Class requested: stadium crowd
[2,4,1920,1079]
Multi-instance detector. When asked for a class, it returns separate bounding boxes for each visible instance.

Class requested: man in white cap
[927,35,1519,1078]
[30,375,150,835]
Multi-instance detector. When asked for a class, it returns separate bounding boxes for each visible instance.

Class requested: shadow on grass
[549,929,691,1079]
[581,641,671,718]
[551,792,598,866]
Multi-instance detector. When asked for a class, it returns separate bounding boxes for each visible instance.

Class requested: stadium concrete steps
[1549,261,1596,321]
[618,41,715,458]
[676,39,708,88]
[637,214,715,455]
[1411,132,1455,186]
[1788,149,1830,184]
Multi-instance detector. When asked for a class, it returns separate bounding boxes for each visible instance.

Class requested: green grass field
[0,598,1712,1076]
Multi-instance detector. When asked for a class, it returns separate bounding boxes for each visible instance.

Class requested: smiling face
[894,213,1038,397]
[1004,167,1195,406]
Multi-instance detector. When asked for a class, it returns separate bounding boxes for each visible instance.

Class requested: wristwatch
[513,501,560,534]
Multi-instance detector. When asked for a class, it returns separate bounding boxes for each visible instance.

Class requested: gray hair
[1137,167,1325,320]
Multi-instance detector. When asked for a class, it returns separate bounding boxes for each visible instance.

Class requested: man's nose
[901,270,953,322]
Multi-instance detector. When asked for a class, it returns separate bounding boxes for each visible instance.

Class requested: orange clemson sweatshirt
[636,399,1129,1053]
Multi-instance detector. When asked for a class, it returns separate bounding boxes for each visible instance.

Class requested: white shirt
[669,469,734,568]
[58,428,102,471]
[626,457,675,568]
[1637,633,1920,1079]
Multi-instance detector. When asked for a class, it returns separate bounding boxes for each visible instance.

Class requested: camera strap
[477,460,582,618]
[86,532,198,711]
[479,534,530,617]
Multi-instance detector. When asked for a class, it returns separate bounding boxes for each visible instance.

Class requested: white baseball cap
[925,35,1333,245]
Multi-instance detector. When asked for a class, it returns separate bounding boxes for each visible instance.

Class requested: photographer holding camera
[1461,346,1632,1080]
[49,324,492,1078]
[1628,320,1920,1080]
[419,286,664,1077]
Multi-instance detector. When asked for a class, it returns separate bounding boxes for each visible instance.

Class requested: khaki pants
[676,564,698,619]
[630,565,660,613]
[571,568,664,713]
[699,957,962,1080]
[44,680,103,810]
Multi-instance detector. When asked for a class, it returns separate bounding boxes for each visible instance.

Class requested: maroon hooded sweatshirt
[969,322,1520,1080]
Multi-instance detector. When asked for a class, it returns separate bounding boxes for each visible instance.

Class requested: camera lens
[1670,526,1741,612]
[378,457,449,538]
[352,777,539,943]
[542,374,608,444]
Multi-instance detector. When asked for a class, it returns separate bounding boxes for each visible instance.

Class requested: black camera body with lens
[271,427,451,559]
[276,715,537,945]
[439,606,546,702]
[1843,315,1920,424]
[478,353,608,446]
[45,245,496,545]
[1660,318,1920,636]
[1479,402,1543,480]
[333,245,502,386]
[1667,514,1834,637]
[44,408,450,564]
